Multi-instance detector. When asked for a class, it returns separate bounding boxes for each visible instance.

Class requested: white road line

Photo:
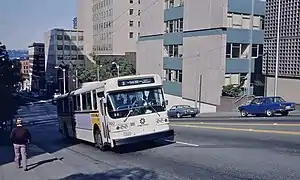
[165,140,199,147]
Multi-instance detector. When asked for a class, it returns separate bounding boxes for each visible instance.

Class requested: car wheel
[266,109,274,117]
[240,110,248,117]
[281,111,289,116]
[191,114,196,118]
[176,112,181,118]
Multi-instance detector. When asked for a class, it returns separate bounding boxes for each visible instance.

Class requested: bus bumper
[113,129,175,146]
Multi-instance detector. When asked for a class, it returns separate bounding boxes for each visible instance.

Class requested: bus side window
[76,95,81,111]
[93,90,97,110]
[86,92,92,110]
[72,96,76,111]
[82,93,87,110]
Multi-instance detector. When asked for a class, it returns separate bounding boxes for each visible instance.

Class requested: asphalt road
[19,103,300,180]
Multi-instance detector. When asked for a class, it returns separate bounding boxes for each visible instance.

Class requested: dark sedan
[167,105,199,118]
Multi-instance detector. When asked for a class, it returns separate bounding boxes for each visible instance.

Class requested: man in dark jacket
[10,118,31,171]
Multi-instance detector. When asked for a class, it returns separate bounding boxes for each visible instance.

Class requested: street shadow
[112,139,174,154]
[26,157,63,171]
[53,167,158,180]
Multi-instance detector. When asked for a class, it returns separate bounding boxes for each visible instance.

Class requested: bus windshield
[107,87,166,119]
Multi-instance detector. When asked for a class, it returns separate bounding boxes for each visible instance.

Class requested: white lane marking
[165,140,199,147]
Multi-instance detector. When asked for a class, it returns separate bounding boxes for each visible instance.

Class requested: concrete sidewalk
[0,144,78,180]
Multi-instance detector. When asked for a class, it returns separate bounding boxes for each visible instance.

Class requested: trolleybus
[55,74,174,150]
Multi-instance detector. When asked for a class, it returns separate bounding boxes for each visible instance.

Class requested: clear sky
[0,0,76,50]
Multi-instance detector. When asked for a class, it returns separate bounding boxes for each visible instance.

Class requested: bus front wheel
[94,128,106,151]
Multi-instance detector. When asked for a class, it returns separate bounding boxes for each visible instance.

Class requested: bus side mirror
[165,100,169,106]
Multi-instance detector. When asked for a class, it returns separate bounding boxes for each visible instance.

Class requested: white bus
[55,74,174,150]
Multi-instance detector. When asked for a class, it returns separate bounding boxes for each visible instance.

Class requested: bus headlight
[156,117,169,124]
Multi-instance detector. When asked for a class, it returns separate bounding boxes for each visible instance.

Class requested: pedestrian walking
[10,118,31,171]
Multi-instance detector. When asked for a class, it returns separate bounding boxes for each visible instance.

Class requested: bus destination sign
[118,77,155,87]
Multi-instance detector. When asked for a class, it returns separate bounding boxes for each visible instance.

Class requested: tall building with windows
[28,43,45,91]
[92,0,140,55]
[137,0,266,112]
[44,28,85,93]
[225,0,265,95]
[264,0,300,103]
[77,0,93,63]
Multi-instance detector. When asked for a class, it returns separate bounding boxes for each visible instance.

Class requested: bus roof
[72,74,162,95]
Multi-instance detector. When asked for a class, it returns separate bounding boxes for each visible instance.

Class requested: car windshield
[106,87,166,119]
[270,97,285,103]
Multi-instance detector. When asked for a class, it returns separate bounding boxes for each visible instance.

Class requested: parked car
[167,105,199,118]
[238,96,296,117]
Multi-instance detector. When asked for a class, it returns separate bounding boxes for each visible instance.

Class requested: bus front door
[97,92,110,146]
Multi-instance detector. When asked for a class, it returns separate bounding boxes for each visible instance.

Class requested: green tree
[77,55,136,83]
[0,45,22,133]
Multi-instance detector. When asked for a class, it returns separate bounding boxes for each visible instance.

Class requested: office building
[137,0,265,113]
[92,0,140,55]
[44,28,85,93]
[28,43,45,91]
[77,0,93,63]
[225,0,265,95]
[264,0,300,103]
[19,59,32,91]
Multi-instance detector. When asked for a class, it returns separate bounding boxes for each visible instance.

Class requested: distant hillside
[7,50,28,59]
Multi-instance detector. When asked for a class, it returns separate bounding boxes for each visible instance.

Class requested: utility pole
[274,0,281,96]
[97,67,100,81]
[246,0,255,96]
[264,51,269,96]
[194,54,200,108]
[75,69,78,88]
[62,69,66,94]
[198,74,202,112]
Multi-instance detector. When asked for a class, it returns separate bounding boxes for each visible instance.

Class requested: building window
[165,18,183,33]
[164,69,182,83]
[71,45,77,51]
[226,43,231,58]
[64,45,70,50]
[129,21,134,27]
[252,44,259,58]
[57,45,63,50]
[57,35,63,40]
[78,36,84,41]
[71,36,77,41]
[64,35,70,41]
[130,0,133,3]
[129,32,134,38]
[138,21,140,27]
[138,0,140,4]
[129,9,134,15]
[78,45,84,51]
[78,55,84,60]
[231,43,240,58]
[138,10,140,16]
[165,45,183,57]
[227,13,264,30]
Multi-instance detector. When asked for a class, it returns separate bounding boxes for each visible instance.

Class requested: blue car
[167,105,199,118]
[238,96,296,117]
